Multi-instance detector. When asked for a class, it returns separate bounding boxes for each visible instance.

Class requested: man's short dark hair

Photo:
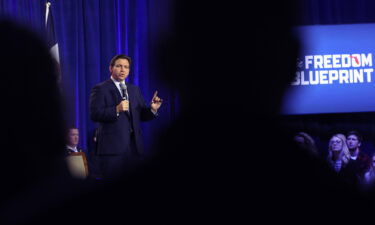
[67,126,78,130]
[347,130,363,143]
[66,126,79,135]
[109,54,132,67]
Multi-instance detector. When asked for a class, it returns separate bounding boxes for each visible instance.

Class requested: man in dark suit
[89,54,162,179]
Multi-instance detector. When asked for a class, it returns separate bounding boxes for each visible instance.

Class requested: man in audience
[65,126,103,180]
[340,130,370,187]
[347,131,367,161]
[65,126,83,155]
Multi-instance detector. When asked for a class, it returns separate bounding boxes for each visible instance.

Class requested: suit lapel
[107,79,122,103]
[107,79,135,119]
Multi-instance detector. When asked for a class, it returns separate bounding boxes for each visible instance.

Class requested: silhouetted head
[293,132,319,156]
[0,20,67,194]
[157,1,299,117]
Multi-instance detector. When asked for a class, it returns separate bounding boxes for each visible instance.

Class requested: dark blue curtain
[0,0,176,154]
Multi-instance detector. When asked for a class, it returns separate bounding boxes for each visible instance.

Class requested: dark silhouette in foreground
[0,20,91,224]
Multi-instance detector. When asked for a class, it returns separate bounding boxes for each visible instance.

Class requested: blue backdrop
[283,23,375,114]
[0,0,177,153]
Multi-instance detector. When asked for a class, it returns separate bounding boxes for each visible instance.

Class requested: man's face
[67,129,79,147]
[347,135,361,150]
[110,58,130,82]
[330,136,343,151]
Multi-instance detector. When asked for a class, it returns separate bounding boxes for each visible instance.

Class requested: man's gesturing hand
[150,91,162,113]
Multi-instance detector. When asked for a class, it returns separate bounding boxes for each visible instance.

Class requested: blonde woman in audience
[327,134,350,172]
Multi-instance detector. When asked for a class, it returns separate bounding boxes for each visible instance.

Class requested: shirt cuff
[151,109,158,116]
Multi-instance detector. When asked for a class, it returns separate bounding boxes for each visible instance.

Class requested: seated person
[65,126,89,179]
[66,126,104,180]
[65,126,83,155]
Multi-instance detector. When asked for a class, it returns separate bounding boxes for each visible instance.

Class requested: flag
[45,2,61,83]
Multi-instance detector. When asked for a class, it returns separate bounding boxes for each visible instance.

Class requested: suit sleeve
[136,86,157,122]
[89,85,118,123]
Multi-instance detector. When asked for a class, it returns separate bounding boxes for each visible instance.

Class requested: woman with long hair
[327,134,350,172]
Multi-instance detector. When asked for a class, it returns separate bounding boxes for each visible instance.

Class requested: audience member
[347,130,369,162]
[65,126,83,155]
[363,152,375,188]
[293,132,319,157]
[326,134,349,173]
[340,130,370,187]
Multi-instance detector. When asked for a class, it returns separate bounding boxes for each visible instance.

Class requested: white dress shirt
[66,145,78,153]
[111,76,127,98]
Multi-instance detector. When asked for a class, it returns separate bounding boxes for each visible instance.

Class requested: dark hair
[347,130,363,143]
[67,126,78,130]
[66,126,78,134]
[65,126,79,139]
[109,54,132,67]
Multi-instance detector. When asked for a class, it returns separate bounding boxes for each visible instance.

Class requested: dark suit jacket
[340,151,370,187]
[89,79,156,156]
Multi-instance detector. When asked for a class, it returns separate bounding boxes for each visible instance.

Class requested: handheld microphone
[119,82,128,100]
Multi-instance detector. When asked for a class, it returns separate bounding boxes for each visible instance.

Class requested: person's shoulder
[93,79,113,89]
[126,83,137,88]
[65,148,75,156]
[358,151,370,162]
[127,83,141,92]
[359,151,369,158]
